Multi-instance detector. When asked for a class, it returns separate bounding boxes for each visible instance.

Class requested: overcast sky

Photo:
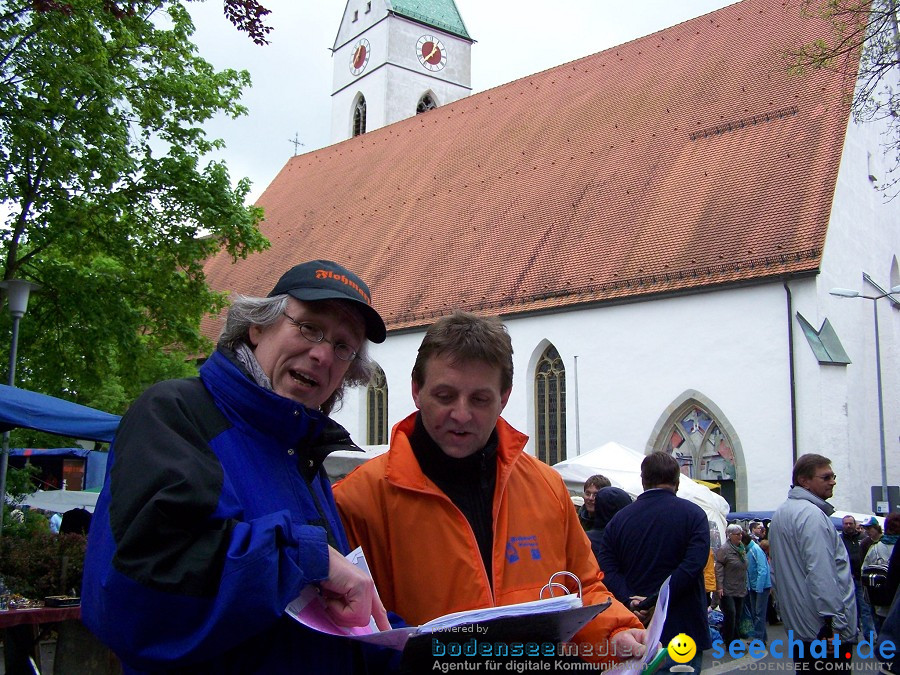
[187,0,738,202]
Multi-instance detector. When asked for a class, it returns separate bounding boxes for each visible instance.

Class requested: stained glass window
[535,345,566,465]
[366,365,387,445]
[664,405,735,481]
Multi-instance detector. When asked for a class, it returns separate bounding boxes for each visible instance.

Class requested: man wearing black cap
[83,260,390,674]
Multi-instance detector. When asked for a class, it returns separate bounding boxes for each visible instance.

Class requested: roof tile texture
[203,0,858,335]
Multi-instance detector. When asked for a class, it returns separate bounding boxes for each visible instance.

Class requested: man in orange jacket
[335,311,648,667]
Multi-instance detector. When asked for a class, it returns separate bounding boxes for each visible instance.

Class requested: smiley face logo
[667,633,697,664]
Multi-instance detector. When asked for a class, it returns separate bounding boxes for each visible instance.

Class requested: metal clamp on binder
[540,570,583,599]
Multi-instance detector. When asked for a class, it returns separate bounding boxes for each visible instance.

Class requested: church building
[203,0,900,514]
[330,0,472,142]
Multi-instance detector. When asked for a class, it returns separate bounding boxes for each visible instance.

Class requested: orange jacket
[704,548,717,592]
[334,413,643,660]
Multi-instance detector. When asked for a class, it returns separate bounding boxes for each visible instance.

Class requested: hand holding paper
[320,546,390,630]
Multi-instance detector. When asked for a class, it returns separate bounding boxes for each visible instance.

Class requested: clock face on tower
[416,35,447,72]
[349,38,370,76]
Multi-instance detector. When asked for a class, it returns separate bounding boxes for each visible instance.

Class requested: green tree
[0,0,268,417]
[791,0,900,198]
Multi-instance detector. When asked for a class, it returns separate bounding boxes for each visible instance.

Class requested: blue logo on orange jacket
[505,536,541,563]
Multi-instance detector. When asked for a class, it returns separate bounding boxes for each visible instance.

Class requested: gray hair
[218,294,374,415]
[726,523,744,536]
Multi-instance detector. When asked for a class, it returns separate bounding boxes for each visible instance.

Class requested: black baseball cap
[268,260,386,343]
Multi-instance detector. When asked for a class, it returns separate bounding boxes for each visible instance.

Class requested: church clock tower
[331,0,473,143]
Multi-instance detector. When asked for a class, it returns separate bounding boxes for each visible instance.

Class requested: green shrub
[0,531,87,599]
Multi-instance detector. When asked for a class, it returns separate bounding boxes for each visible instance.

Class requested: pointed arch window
[535,344,566,465]
[366,365,388,445]
[417,93,437,114]
[663,405,736,483]
[352,95,367,136]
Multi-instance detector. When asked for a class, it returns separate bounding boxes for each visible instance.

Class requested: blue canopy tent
[1,384,120,513]
[9,448,108,492]
[0,384,120,442]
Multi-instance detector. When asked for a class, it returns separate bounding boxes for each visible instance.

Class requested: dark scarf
[409,413,498,584]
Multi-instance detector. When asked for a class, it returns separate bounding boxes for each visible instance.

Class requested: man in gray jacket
[769,453,857,669]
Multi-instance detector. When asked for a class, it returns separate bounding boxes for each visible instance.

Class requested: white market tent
[553,441,730,547]
[324,444,389,482]
[23,488,99,513]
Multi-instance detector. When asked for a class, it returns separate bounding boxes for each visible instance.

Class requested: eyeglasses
[282,313,358,362]
[815,472,837,481]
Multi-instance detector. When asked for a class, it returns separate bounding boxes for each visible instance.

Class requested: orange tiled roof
[203,0,858,336]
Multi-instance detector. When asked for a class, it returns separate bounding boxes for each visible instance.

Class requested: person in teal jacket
[83,260,391,674]
[746,535,772,644]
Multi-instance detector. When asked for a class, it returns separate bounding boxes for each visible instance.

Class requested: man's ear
[499,388,512,413]
[248,323,263,347]
[411,378,422,410]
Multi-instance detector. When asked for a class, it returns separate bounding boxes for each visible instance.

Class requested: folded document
[285,548,609,651]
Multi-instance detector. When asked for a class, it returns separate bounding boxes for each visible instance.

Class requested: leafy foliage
[790,0,900,199]
[0,0,269,413]
[222,0,271,45]
[0,531,87,598]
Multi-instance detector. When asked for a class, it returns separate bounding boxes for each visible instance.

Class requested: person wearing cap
[82,260,390,674]
[861,516,883,560]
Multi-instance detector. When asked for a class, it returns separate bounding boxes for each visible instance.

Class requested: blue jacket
[83,349,373,673]
[746,540,771,592]
[597,488,712,650]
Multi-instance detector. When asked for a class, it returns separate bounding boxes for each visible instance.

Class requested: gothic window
[366,365,388,445]
[352,95,366,136]
[417,93,437,114]
[535,344,566,465]
[663,405,736,482]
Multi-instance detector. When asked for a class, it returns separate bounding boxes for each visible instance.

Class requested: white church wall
[808,107,900,515]
[336,283,795,511]
[331,20,392,140]
[382,16,471,129]
[506,284,792,512]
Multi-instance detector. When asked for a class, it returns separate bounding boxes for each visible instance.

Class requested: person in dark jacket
[579,474,612,530]
[598,452,711,673]
[586,487,632,563]
[82,260,390,674]
[876,540,900,673]
[842,514,876,638]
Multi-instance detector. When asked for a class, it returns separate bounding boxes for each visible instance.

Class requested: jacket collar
[200,349,359,467]
[787,485,835,516]
[384,411,528,492]
[635,487,678,503]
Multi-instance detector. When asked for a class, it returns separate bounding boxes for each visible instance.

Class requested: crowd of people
[75,259,899,674]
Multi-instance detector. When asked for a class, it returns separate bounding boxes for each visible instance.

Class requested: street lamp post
[0,279,40,538]
[830,283,900,513]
